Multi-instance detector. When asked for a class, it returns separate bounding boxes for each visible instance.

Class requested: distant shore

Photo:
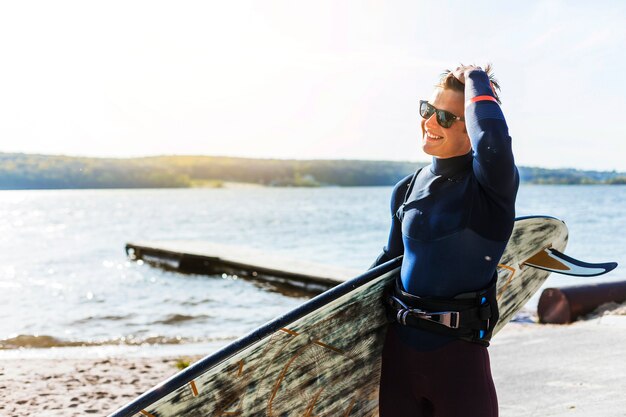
[190,180,267,188]
[2,152,625,190]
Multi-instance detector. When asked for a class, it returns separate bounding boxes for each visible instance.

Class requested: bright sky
[1,0,625,170]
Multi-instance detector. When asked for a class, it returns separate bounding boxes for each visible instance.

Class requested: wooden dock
[125,241,361,293]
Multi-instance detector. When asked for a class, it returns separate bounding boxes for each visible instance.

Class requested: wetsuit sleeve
[464,70,519,200]
[369,174,412,269]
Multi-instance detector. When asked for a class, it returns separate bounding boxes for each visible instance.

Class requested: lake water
[0,185,624,354]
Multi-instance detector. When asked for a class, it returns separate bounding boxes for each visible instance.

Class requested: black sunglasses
[419,100,464,128]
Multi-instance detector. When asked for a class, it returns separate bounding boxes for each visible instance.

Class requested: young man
[375,65,519,416]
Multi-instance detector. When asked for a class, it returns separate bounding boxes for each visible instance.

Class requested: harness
[386,274,498,346]
[387,167,499,346]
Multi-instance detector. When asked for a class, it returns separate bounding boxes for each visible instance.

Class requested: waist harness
[385,274,499,346]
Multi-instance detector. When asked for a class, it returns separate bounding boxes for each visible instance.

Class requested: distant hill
[518,166,626,185]
[0,153,624,189]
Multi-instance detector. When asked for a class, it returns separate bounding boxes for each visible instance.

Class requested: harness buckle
[389,295,460,329]
[418,311,460,329]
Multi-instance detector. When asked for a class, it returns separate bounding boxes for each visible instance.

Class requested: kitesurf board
[110,215,612,417]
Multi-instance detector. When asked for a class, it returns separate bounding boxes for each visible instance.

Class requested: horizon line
[1,151,624,174]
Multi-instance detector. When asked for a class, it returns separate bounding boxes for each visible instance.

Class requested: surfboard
[109,215,616,417]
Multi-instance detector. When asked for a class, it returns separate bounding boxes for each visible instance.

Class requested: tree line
[0,153,624,189]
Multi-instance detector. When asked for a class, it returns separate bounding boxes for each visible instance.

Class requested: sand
[0,355,202,416]
[2,315,626,416]
[491,316,626,416]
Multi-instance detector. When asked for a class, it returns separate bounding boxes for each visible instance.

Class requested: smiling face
[421,88,471,159]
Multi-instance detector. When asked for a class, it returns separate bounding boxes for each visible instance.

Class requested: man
[374,65,519,416]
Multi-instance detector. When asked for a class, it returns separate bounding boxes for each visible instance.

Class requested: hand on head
[451,64,482,85]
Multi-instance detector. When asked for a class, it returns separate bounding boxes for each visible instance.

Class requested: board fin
[523,248,617,277]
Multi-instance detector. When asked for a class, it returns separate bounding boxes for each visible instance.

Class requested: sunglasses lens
[436,111,455,128]
[419,101,435,119]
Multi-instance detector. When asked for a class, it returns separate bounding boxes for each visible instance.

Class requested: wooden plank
[125,240,361,292]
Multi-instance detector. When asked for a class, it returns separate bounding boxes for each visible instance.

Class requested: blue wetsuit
[377,70,519,416]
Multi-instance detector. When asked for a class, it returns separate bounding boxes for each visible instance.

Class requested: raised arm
[461,68,519,199]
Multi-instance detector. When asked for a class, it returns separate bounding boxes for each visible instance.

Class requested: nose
[424,112,438,130]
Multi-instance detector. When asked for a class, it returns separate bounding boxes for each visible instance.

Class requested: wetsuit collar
[431,151,473,179]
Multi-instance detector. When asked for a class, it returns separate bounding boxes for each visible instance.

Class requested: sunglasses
[419,100,464,128]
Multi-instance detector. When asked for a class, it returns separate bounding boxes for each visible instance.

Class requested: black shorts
[379,324,498,417]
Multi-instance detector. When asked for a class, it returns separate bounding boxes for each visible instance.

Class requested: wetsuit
[376,69,519,416]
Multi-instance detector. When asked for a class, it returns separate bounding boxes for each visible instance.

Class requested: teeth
[426,132,443,139]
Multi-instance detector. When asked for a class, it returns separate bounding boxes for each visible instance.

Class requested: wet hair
[437,64,502,104]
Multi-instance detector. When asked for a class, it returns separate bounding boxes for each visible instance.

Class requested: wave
[0,333,227,349]
[180,298,215,307]
[152,314,211,325]
[0,335,86,349]
[71,313,136,325]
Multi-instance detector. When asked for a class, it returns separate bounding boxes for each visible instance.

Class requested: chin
[421,139,441,157]
[422,145,438,158]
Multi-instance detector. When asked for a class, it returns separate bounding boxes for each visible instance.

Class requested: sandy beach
[491,315,626,416]
[2,315,626,417]
[0,354,202,416]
